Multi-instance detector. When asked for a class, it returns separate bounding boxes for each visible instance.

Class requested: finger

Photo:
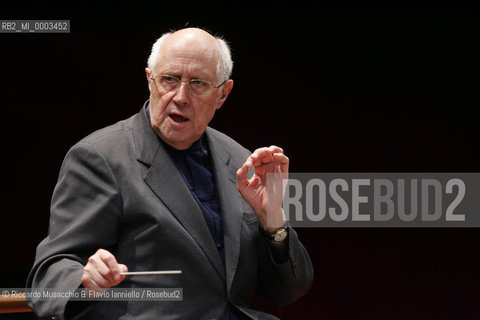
[88,272,107,289]
[82,268,98,289]
[236,163,249,190]
[268,145,284,154]
[119,264,128,273]
[81,270,108,296]
[273,153,289,173]
[244,155,254,167]
[83,259,111,288]
[98,249,123,283]
[94,259,117,287]
[250,146,284,159]
[272,153,289,164]
[251,150,273,166]
[118,264,128,282]
[260,154,274,164]
[82,274,101,290]
[250,147,269,163]
[251,146,284,166]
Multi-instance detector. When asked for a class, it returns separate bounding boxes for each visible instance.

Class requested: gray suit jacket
[27,103,313,319]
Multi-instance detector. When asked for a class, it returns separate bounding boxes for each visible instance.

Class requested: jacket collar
[132,101,243,291]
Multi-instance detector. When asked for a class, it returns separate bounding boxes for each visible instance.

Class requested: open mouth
[169,113,189,123]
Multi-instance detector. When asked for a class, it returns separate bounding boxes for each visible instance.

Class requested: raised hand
[236,145,289,233]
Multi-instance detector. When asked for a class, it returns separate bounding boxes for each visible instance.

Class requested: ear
[145,68,152,92]
[216,80,234,110]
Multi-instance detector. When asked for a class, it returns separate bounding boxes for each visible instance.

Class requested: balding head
[165,28,218,53]
[147,28,233,83]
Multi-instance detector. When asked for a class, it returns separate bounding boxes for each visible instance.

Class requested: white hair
[147,31,233,83]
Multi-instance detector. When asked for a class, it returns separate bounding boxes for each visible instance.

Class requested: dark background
[1,1,479,319]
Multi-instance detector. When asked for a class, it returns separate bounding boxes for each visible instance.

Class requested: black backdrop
[1,1,479,319]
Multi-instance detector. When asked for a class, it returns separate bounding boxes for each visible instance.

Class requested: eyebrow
[157,66,213,80]
[159,72,210,81]
[158,71,182,78]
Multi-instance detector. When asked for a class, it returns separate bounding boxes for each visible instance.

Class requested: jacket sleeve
[255,225,314,307]
[222,134,314,308]
[26,142,123,320]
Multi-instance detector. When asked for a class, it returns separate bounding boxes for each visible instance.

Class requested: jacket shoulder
[62,113,143,164]
[79,114,137,147]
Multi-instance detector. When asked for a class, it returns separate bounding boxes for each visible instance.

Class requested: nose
[172,82,190,105]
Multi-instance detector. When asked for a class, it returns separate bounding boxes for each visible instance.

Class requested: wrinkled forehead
[156,32,219,77]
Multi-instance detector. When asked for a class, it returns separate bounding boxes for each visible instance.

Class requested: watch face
[274,229,287,242]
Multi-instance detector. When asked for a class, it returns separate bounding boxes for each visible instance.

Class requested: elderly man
[27,28,313,319]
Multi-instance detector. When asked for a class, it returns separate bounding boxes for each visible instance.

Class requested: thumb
[117,264,128,283]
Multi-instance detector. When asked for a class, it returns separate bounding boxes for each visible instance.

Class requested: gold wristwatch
[265,225,288,242]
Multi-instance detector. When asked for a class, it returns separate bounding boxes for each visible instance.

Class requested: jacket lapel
[207,128,244,293]
[132,105,226,281]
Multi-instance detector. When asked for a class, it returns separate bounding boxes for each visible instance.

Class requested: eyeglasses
[150,74,228,96]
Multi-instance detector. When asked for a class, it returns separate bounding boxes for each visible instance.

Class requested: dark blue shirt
[161,133,226,266]
[145,105,225,264]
